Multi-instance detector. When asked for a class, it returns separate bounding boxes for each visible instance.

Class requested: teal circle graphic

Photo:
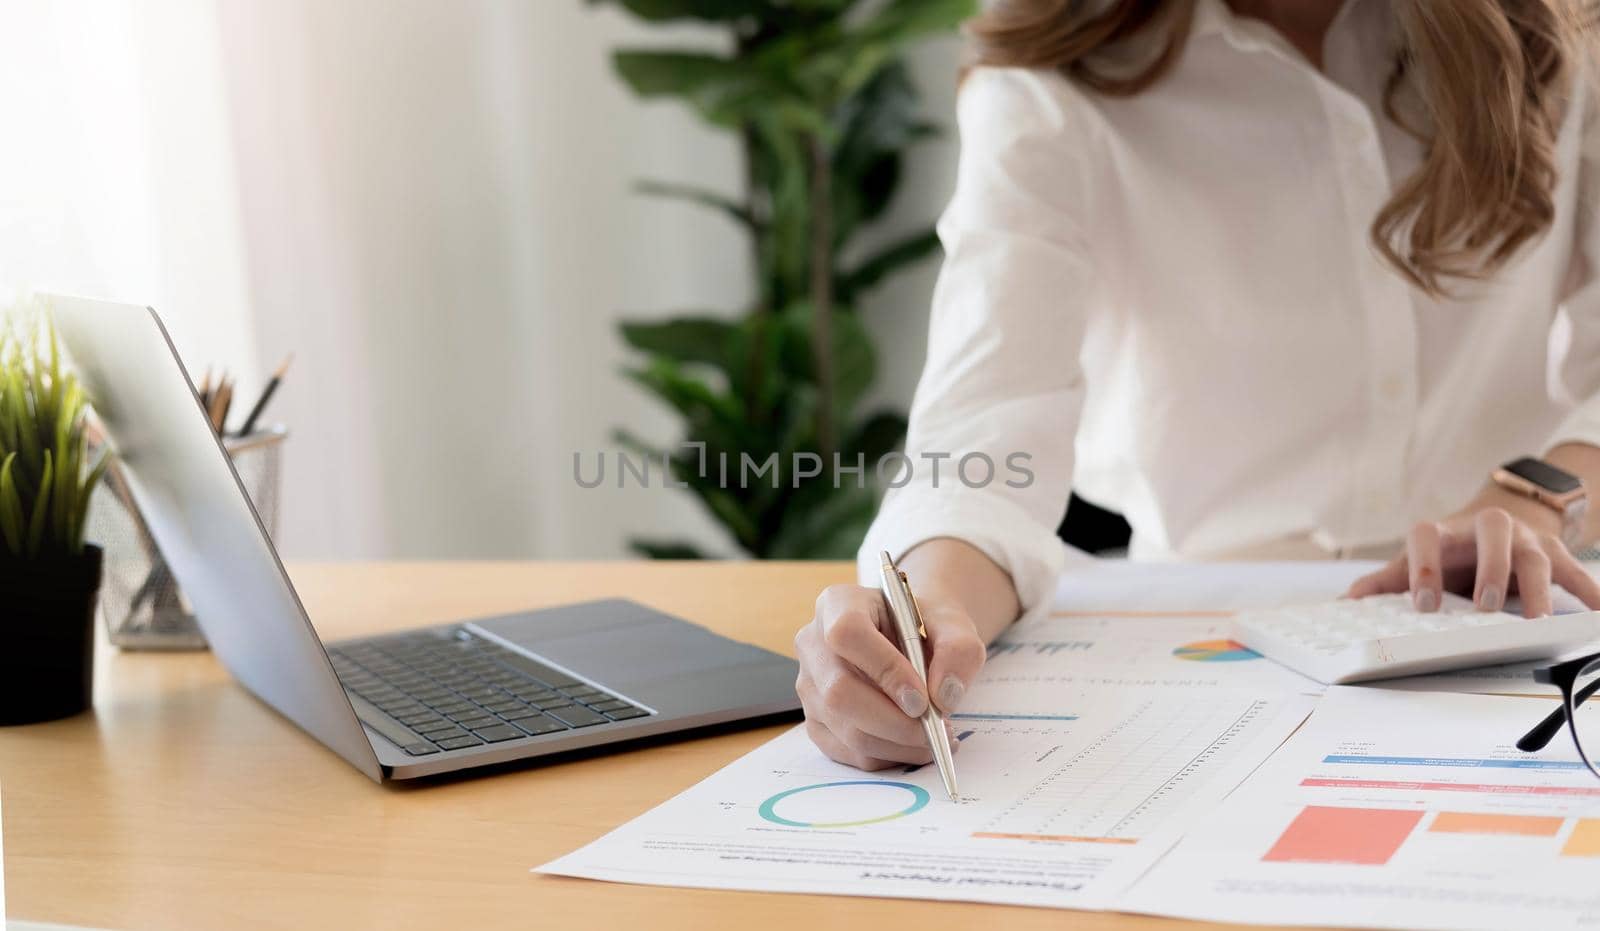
[758,780,931,828]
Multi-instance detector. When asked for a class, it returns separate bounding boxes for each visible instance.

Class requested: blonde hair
[968,0,1596,295]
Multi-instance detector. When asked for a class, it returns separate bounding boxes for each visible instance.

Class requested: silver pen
[879,551,960,800]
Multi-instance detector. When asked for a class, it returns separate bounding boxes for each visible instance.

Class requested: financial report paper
[540,614,1315,909]
[1122,687,1600,930]
[1052,560,1597,695]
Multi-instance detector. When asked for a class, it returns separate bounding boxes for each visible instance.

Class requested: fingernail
[897,687,927,718]
[937,677,966,711]
[1413,588,1438,612]
[1479,585,1503,611]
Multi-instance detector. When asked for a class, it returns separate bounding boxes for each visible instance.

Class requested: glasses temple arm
[1516,674,1600,752]
[1518,705,1568,752]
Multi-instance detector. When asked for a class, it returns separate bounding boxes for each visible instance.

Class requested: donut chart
[1173,638,1261,662]
[758,780,931,828]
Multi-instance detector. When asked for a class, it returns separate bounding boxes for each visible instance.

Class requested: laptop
[51,295,802,781]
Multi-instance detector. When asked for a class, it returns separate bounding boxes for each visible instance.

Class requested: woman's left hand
[1347,494,1600,617]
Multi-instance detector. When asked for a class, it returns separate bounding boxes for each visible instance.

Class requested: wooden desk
[0,562,1256,931]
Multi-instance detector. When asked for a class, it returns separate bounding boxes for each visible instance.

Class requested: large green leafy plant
[0,314,110,560]
[596,0,973,558]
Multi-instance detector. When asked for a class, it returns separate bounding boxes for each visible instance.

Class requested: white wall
[0,0,960,560]
[0,0,260,379]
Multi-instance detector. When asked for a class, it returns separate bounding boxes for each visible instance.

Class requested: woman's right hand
[795,583,987,770]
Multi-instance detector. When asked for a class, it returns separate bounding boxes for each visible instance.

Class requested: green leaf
[0,452,24,556]
[837,229,941,300]
[778,302,876,420]
[610,427,667,464]
[589,0,769,21]
[8,370,38,476]
[766,482,879,558]
[785,0,973,106]
[752,113,813,304]
[851,0,975,48]
[613,50,823,131]
[829,64,938,243]
[619,317,741,375]
[71,451,110,554]
[53,405,78,545]
[46,318,61,430]
[0,383,16,464]
[624,359,727,414]
[628,538,708,559]
[623,359,761,455]
[729,311,788,411]
[614,49,744,99]
[844,409,907,462]
[634,179,757,231]
[26,448,51,558]
[693,480,763,548]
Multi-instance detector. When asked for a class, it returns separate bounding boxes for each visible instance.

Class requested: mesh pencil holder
[87,425,286,651]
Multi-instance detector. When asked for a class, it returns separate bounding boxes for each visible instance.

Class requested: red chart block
[1263,806,1424,865]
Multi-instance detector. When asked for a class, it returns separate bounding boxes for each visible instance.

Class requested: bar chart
[1120,688,1600,931]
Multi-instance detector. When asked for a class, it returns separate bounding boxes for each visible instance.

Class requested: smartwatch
[1491,457,1588,548]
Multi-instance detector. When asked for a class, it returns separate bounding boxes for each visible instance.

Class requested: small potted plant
[0,310,110,725]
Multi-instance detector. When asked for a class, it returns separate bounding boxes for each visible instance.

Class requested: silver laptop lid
[49,295,382,781]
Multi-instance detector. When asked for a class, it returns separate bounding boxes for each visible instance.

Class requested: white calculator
[1231,592,1600,684]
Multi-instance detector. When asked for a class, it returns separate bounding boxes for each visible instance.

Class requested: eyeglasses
[1516,650,1600,780]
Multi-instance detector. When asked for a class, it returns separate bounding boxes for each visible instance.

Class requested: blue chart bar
[1322,754,1589,771]
[950,713,1080,722]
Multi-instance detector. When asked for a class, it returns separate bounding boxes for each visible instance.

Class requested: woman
[797,0,1600,771]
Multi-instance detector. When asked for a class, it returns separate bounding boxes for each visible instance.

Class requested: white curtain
[0,0,260,382]
[0,0,957,559]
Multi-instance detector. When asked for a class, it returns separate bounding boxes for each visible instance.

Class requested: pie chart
[1173,638,1260,662]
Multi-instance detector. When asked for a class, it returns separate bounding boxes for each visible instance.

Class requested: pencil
[217,378,235,432]
[237,355,292,437]
[208,375,233,434]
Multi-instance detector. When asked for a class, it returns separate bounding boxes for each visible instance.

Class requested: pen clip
[898,570,928,639]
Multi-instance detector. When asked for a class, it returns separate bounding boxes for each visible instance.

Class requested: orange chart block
[1562,819,1600,857]
[1263,806,1424,865]
[1429,812,1564,837]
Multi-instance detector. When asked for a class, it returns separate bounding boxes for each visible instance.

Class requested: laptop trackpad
[467,598,773,687]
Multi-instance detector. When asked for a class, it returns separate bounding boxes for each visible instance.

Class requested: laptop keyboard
[328,628,653,756]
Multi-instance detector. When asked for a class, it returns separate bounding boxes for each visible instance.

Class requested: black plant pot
[0,544,103,726]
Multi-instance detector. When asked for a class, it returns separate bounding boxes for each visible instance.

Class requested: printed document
[540,622,1314,908]
[1122,687,1600,930]
[1013,611,1321,694]
[1054,560,1595,696]
[1053,560,1381,613]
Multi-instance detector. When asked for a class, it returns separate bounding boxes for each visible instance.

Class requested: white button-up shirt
[859,0,1600,619]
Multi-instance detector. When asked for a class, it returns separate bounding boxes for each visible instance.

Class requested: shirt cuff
[1546,400,1600,456]
[856,488,1084,626]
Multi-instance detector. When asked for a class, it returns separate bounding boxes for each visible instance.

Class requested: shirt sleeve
[1548,74,1600,453]
[856,67,1099,623]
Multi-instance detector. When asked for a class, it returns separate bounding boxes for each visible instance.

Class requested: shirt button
[1379,375,1406,402]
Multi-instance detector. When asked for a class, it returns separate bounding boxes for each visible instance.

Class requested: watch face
[1503,457,1583,494]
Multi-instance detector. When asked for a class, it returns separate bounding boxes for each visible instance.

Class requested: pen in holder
[88,426,286,650]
